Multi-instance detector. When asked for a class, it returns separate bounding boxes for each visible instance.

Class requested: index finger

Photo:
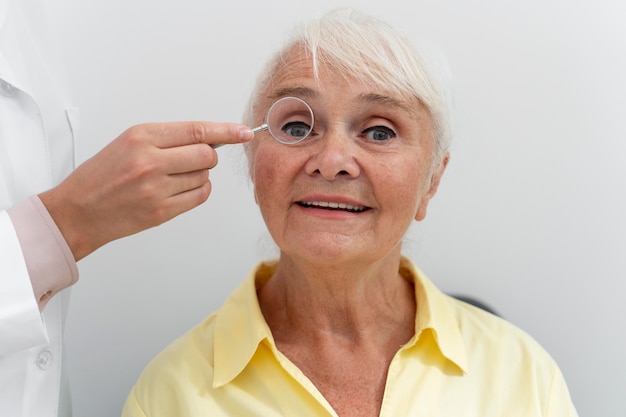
[145,121,254,149]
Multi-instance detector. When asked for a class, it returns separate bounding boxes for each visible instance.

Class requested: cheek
[252,146,293,209]
[252,153,275,204]
[376,158,428,216]
[251,148,297,245]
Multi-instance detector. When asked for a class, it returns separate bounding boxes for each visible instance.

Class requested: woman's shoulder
[450,295,562,372]
[133,312,220,387]
[123,313,225,416]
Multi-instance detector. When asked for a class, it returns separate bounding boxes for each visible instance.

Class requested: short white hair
[243,8,453,165]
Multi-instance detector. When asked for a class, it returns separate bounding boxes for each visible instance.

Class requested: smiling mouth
[298,201,369,213]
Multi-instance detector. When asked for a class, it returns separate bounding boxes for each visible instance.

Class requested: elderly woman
[122,9,578,417]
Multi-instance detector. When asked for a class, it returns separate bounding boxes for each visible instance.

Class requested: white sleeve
[0,209,48,355]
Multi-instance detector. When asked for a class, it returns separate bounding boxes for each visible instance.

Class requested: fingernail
[239,128,254,141]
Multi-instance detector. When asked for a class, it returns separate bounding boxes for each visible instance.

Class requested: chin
[284,238,371,265]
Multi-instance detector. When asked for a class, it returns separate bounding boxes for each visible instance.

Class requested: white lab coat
[0,0,78,415]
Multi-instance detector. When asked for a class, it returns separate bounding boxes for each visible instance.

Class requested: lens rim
[266,96,315,145]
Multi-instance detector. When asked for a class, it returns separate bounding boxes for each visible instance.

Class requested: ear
[414,152,450,221]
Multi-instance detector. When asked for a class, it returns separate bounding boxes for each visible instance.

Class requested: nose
[304,127,361,180]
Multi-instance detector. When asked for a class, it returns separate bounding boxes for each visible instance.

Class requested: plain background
[43,0,625,416]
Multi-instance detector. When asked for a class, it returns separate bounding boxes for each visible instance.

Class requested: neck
[258,252,416,347]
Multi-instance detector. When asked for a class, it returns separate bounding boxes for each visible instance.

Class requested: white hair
[243,8,453,166]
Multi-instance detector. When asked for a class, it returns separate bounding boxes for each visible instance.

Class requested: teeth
[302,201,367,212]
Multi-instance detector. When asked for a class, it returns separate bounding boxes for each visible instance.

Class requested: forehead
[263,47,421,113]
[272,47,314,79]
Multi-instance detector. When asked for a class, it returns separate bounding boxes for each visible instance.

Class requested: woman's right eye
[282,121,311,138]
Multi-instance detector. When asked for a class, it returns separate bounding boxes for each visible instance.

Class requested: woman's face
[249,48,447,266]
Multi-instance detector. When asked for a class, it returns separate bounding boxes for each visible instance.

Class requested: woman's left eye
[363,126,396,141]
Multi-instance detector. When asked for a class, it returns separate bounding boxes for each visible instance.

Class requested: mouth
[297,201,370,213]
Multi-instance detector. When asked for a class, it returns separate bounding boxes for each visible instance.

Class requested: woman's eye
[282,121,311,138]
[363,126,396,141]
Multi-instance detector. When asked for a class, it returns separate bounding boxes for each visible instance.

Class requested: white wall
[47,0,625,416]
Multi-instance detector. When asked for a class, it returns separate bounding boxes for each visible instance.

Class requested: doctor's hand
[39,121,253,262]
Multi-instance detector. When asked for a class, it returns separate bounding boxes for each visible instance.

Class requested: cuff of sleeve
[7,195,79,309]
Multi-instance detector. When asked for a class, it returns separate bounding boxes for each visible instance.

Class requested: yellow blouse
[123,257,578,417]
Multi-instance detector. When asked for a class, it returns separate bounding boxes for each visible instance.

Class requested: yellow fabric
[122,258,578,417]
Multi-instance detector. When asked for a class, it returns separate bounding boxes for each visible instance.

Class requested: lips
[298,201,369,213]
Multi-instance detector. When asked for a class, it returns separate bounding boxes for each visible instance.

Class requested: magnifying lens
[252,96,314,145]
[212,96,314,148]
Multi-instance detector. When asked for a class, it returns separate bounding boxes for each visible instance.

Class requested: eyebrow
[358,93,414,113]
[267,86,318,101]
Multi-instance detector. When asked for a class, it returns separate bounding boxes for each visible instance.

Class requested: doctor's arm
[0,206,61,355]
[39,121,252,262]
